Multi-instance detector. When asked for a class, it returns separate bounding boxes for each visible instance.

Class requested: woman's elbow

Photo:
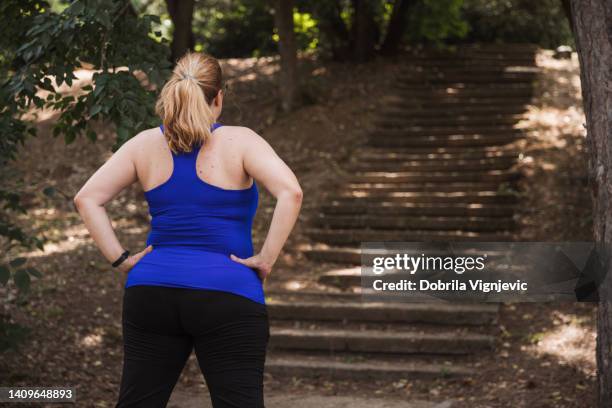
[280,186,303,205]
[73,191,94,213]
[292,186,303,204]
[73,192,85,212]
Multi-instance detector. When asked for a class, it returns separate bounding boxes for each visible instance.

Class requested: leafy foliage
[0,0,171,349]
[193,0,276,58]
[0,0,170,249]
[460,0,573,48]
[406,0,468,46]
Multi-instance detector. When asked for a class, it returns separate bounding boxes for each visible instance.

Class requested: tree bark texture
[166,0,195,63]
[273,0,298,112]
[311,1,350,60]
[569,0,612,406]
[380,0,414,55]
[350,0,379,62]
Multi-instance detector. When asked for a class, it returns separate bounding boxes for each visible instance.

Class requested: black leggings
[116,286,270,408]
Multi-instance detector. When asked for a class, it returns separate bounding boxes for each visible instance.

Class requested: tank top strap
[159,123,222,181]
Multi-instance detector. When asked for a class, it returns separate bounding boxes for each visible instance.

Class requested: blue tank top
[125,123,265,304]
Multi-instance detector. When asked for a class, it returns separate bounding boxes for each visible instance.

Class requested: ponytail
[155,52,223,153]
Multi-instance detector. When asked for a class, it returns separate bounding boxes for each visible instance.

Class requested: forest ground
[0,49,596,407]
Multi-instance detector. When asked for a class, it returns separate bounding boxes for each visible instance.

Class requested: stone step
[304,247,363,264]
[350,169,520,183]
[313,214,515,231]
[401,65,539,74]
[390,96,533,107]
[408,56,536,65]
[368,133,523,148]
[266,354,474,380]
[355,146,519,161]
[399,76,536,85]
[396,81,535,90]
[320,202,517,216]
[383,105,528,117]
[266,295,499,325]
[350,157,517,172]
[375,115,522,128]
[372,124,522,136]
[269,327,495,355]
[306,228,512,245]
[327,191,519,204]
[344,182,511,193]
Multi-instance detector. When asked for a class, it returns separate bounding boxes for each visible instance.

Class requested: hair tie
[182,73,196,81]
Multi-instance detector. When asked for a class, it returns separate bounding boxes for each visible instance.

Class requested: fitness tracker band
[112,250,130,268]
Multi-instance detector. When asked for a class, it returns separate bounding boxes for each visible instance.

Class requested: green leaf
[0,265,9,286]
[14,269,30,292]
[116,126,129,141]
[24,267,42,278]
[89,104,102,117]
[9,257,26,268]
[43,186,56,197]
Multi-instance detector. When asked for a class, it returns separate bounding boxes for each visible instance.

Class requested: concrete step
[355,146,520,161]
[327,191,519,204]
[383,105,528,117]
[350,160,516,173]
[266,295,499,325]
[401,65,539,74]
[399,76,536,86]
[344,182,511,193]
[389,96,533,107]
[320,202,517,217]
[269,327,495,355]
[370,125,522,136]
[375,115,522,128]
[304,247,364,264]
[306,228,512,245]
[407,56,536,65]
[350,169,520,183]
[266,354,474,380]
[394,81,534,95]
[313,214,515,231]
[368,133,523,148]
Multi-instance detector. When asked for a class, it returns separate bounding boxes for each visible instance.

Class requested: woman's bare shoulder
[122,126,166,155]
[217,125,267,147]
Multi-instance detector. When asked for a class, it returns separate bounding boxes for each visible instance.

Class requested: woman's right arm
[229,129,303,281]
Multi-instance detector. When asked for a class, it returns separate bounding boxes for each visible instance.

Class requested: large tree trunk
[380,0,413,56]
[568,0,612,406]
[350,0,379,62]
[166,0,195,63]
[311,1,350,61]
[273,0,298,112]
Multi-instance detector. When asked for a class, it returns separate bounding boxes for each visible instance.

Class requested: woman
[74,52,303,407]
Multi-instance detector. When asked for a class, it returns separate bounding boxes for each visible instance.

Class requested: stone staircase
[265,44,537,381]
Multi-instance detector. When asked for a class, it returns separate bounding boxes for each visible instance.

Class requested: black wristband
[112,250,130,268]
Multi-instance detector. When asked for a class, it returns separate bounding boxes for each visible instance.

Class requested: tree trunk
[273,0,298,112]
[350,0,379,62]
[380,0,413,56]
[166,0,195,63]
[568,0,612,406]
[311,1,350,60]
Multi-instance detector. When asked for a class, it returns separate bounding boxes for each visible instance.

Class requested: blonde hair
[155,52,223,153]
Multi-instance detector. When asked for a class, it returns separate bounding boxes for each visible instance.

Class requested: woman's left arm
[73,136,152,273]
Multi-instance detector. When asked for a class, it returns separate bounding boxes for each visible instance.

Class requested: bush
[460,0,573,48]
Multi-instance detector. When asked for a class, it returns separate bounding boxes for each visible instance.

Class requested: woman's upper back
[130,124,259,256]
[134,124,255,195]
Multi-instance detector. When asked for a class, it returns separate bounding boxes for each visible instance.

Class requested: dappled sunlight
[528,312,596,377]
[281,280,309,291]
[80,331,104,348]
